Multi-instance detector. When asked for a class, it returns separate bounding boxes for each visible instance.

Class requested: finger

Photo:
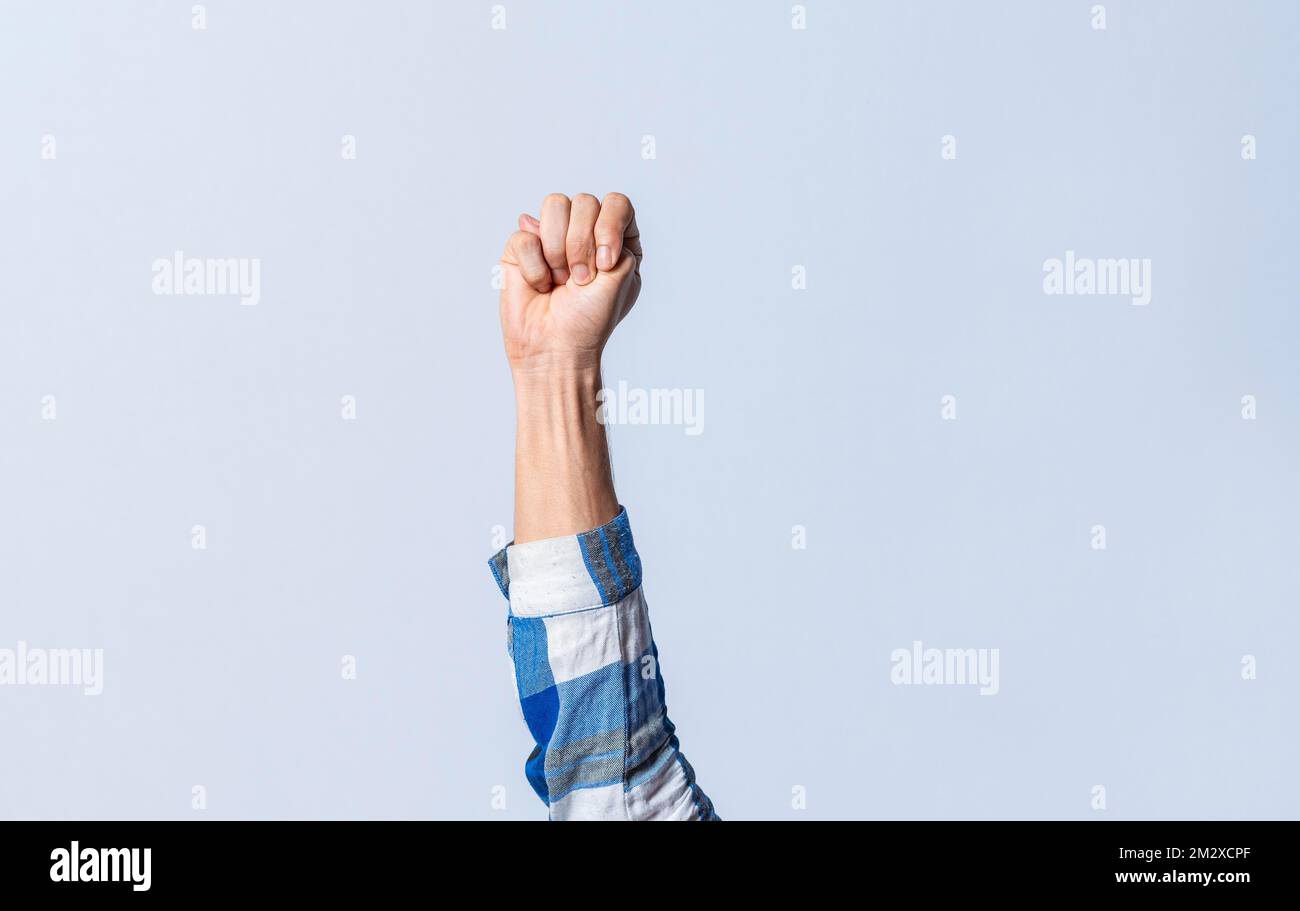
[503,230,552,292]
[518,213,540,235]
[594,193,636,272]
[539,193,571,284]
[623,213,642,273]
[565,193,600,286]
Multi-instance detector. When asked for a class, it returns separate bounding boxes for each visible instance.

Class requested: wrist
[512,363,605,453]
[511,358,603,404]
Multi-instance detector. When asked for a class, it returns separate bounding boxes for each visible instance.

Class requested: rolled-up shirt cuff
[487,507,643,617]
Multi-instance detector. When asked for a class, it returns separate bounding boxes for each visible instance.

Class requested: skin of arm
[499,192,642,542]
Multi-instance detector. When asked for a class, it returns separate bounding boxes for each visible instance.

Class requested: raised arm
[488,192,716,820]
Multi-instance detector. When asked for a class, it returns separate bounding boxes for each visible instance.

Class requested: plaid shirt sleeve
[488,507,718,821]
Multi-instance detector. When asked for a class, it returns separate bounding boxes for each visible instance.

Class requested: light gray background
[2,0,1296,820]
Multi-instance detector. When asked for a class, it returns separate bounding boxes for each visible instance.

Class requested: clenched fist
[499,192,642,372]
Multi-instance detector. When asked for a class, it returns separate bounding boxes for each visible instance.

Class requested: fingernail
[597,246,612,270]
[572,263,591,284]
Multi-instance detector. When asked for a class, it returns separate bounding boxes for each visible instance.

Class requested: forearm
[512,364,618,544]
[494,367,717,819]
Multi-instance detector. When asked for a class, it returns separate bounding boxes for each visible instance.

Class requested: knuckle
[602,191,630,210]
[543,192,570,209]
[510,230,539,252]
[573,192,599,209]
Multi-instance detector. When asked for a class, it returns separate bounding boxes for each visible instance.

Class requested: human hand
[498,192,641,375]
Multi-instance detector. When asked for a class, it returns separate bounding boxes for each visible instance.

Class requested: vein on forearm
[513,368,619,544]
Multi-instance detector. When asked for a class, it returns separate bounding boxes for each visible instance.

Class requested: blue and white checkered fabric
[489,508,717,821]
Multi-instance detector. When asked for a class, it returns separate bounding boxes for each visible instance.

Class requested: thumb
[580,250,640,322]
[581,247,636,291]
